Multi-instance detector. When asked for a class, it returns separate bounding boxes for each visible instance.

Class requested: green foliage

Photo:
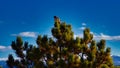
[100,64,109,68]
[11,36,24,58]
[115,66,120,68]
[7,16,114,68]
[6,54,15,68]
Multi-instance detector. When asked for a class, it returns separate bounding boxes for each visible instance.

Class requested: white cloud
[74,32,120,41]
[90,32,94,34]
[74,34,83,39]
[78,23,87,31]
[0,45,11,49]
[0,46,6,49]
[0,46,11,50]
[11,32,38,38]
[74,35,79,38]
[7,46,11,49]
[79,27,86,30]
[82,23,86,26]
[93,33,120,40]
[0,45,11,52]
[111,54,120,57]
[0,57,20,61]
[0,58,8,61]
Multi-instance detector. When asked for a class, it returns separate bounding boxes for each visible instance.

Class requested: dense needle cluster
[7,16,114,68]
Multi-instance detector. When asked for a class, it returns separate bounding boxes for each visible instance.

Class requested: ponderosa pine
[7,16,114,68]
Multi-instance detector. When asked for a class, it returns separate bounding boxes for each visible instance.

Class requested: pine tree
[7,16,114,68]
[0,66,2,68]
[6,54,14,68]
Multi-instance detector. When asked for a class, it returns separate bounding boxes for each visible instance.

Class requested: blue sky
[0,0,120,60]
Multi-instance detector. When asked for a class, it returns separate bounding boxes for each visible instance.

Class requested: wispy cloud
[82,23,86,26]
[0,57,20,61]
[111,54,120,57]
[0,46,11,50]
[0,46,6,49]
[0,58,8,61]
[78,22,120,40]
[79,27,86,30]
[79,23,87,30]
[74,34,83,39]
[93,33,120,40]
[11,32,38,38]
[0,45,11,51]
[74,32,120,41]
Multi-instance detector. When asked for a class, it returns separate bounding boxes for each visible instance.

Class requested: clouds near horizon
[77,23,120,41]
[93,33,120,40]
[0,45,11,52]
[11,32,38,38]
[75,32,120,41]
